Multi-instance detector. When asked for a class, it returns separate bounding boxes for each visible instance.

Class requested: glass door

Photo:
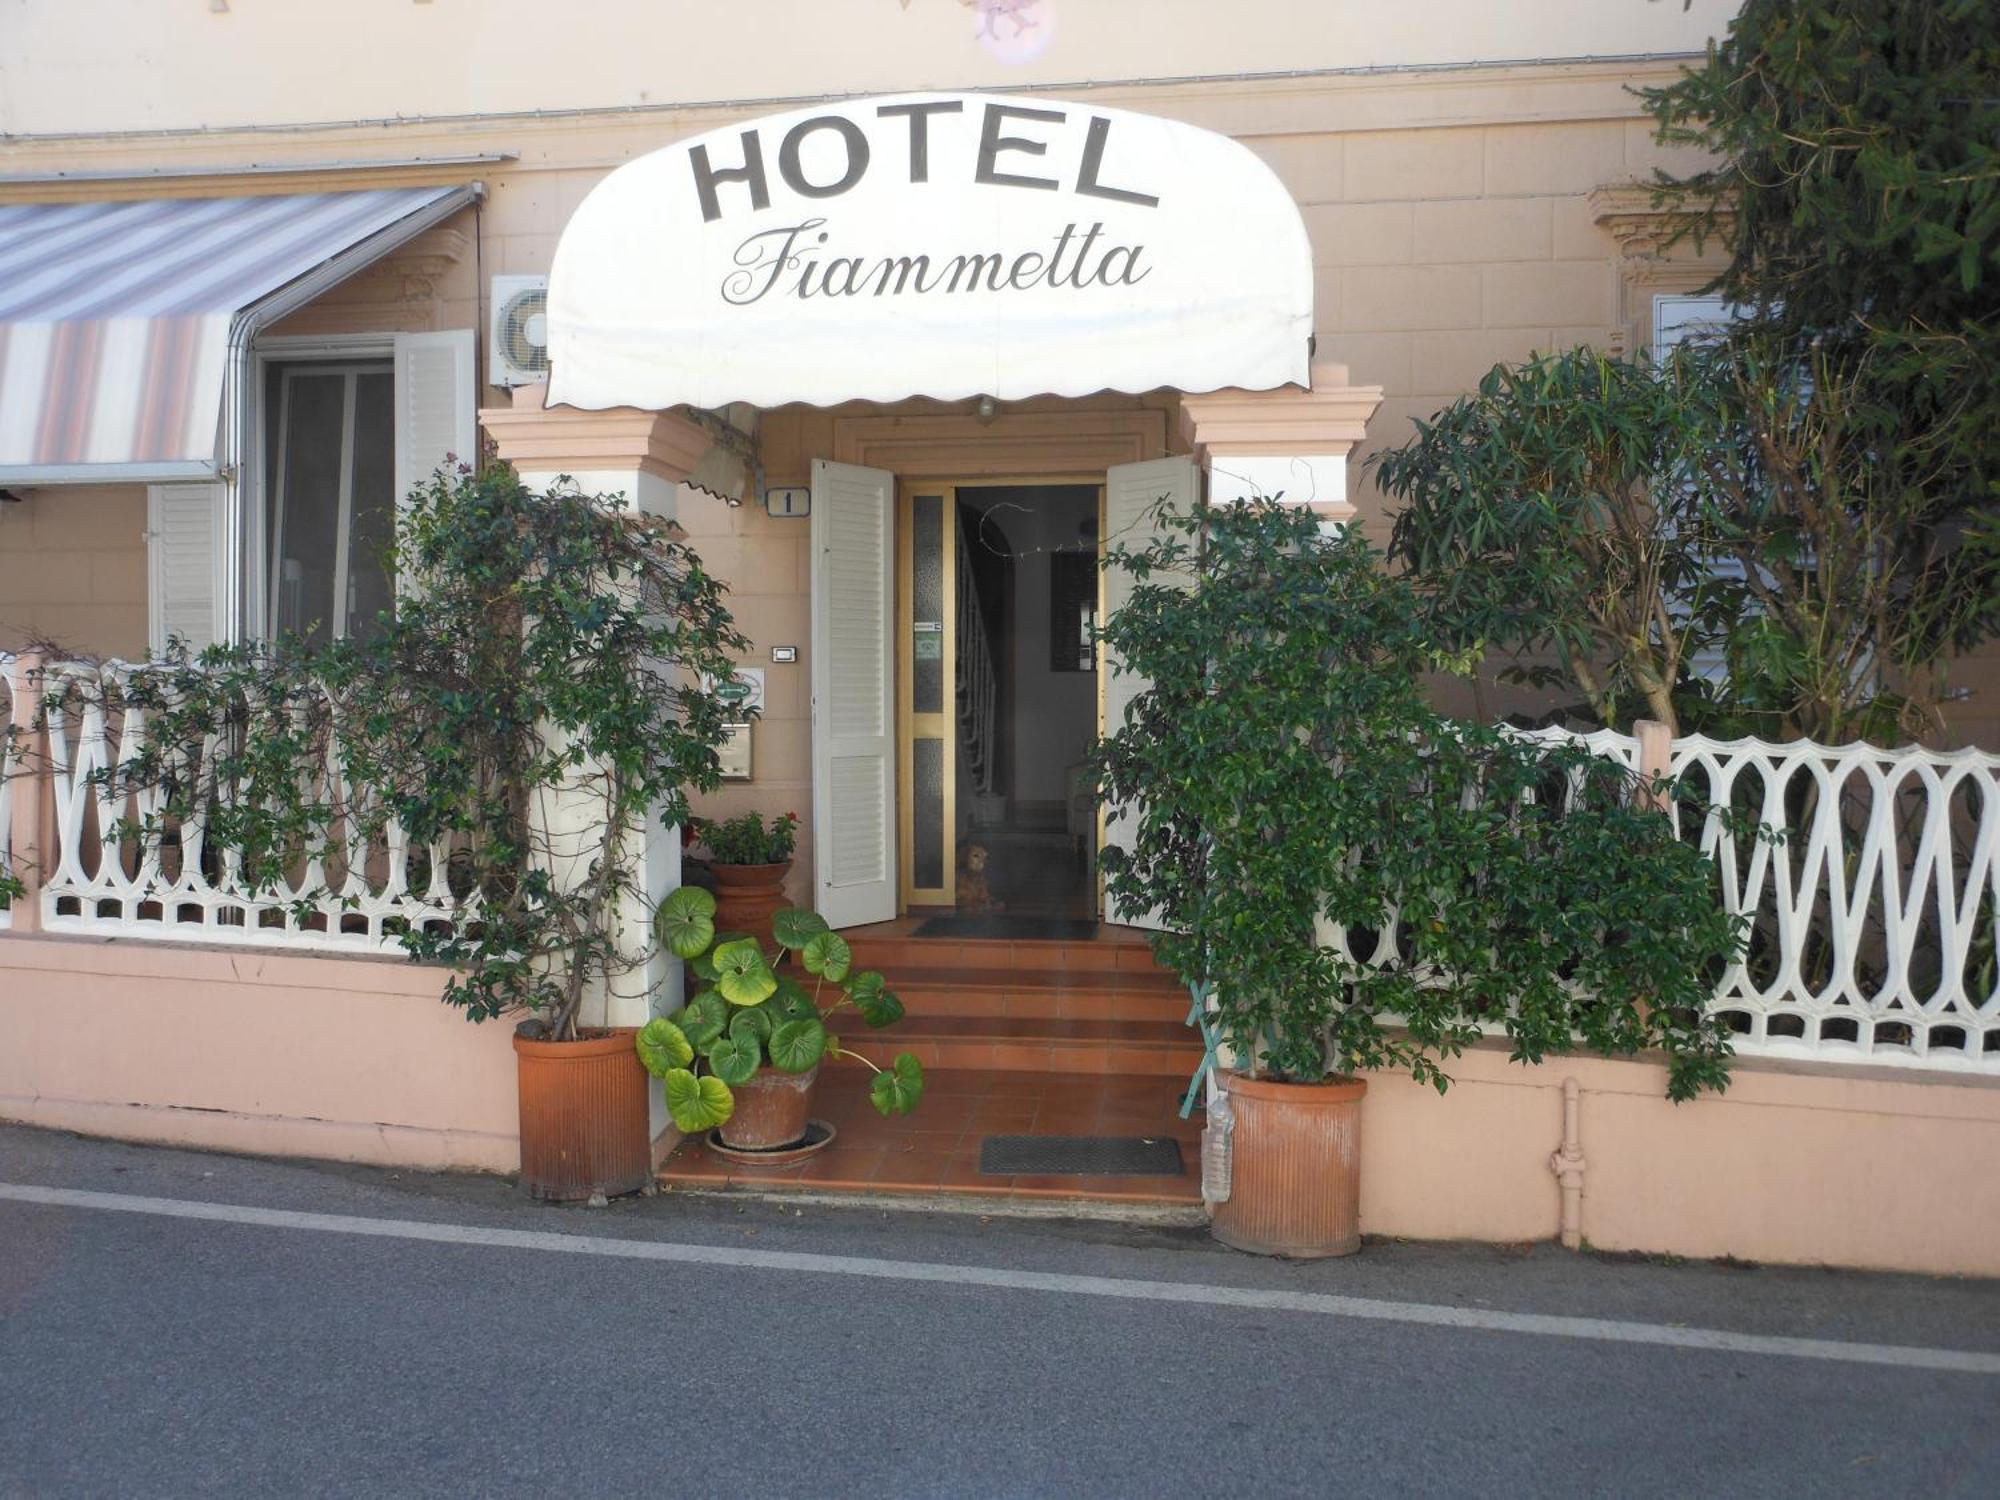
[896,484,958,909]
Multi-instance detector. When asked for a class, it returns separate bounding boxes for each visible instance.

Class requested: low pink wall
[0,933,520,1172]
[5,932,1996,1277]
[1357,1043,2000,1277]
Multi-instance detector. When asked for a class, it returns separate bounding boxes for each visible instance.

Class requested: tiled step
[883,964,1189,1023]
[839,928,1168,980]
[656,1065,1202,1206]
[838,1015,1202,1077]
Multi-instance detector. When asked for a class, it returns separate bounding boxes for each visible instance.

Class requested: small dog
[956,840,998,914]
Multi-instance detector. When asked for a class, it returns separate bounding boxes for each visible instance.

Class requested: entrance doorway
[896,480,1103,920]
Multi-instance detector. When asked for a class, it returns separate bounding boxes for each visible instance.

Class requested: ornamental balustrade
[1659,731,1999,1071]
[1502,726,1994,1073]
[2,654,471,952]
[3,651,1995,1074]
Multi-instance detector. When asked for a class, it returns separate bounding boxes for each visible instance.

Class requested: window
[144,329,474,658]
[1652,292,1737,354]
[1653,293,1749,685]
[264,360,396,643]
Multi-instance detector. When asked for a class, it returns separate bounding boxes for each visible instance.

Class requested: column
[479,386,716,1099]
[1178,361,1385,524]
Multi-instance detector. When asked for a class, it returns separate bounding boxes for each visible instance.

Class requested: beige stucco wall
[3,30,1993,778]
[0,484,148,660]
[0,0,1742,137]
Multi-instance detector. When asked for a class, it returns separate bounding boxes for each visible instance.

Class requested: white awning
[547,93,1313,412]
[0,185,477,483]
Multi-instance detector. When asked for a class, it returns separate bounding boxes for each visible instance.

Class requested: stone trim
[1178,363,1383,460]
[479,383,714,484]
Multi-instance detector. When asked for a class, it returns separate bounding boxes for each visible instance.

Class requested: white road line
[5,1180,1997,1377]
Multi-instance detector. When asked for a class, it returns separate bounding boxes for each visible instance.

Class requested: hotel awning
[0,184,478,484]
[548,93,1312,412]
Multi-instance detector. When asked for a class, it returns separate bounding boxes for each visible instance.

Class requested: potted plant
[1093,499,1747,1257]
[43,464,749,1204]
[372,466,745,1202]
[687,809,799,950]
[639,887,924,1150]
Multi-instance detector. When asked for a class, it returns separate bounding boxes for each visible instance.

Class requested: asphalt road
[1,1125,1996,1499]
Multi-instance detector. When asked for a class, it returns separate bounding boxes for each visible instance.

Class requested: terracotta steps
[840,1014,1202,1076]
[660,927,1205,1204]
[825,927,1202,1079]
[870,964,1188,1022]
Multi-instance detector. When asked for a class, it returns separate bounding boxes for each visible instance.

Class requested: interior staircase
[955,528,999,798]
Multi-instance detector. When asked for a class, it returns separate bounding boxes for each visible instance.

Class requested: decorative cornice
[1178,362,1384,459]
[1588,184,1733,265]
[339,226,472,303]
[479,384,714,483]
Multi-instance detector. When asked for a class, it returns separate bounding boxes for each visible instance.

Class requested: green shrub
[690,810,800,866]
[1091,499,1747,1101]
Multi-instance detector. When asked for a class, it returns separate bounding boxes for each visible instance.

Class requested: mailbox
[716,722,752,781]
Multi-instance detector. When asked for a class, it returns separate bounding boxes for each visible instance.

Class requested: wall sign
[547,92,1313,411]
[705,667,765,714]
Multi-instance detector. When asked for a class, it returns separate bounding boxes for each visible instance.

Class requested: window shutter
[810,459,898,929]
[392,330,477,511]
[147,481,224,657]
[1101,456,1199,929]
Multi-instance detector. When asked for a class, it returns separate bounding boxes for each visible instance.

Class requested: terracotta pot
[717,1063,820,1151]
[1209,1071,1367,1258]
[711,860,792,950]
[512,1023,653,1202]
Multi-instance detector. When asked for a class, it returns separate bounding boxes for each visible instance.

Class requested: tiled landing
[657,1066,1203,1206]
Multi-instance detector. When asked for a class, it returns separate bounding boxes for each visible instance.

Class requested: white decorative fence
[1503,724,1999,1073]
[4,650,1997,1073]
[6,654,470,952]
[1663,733,1999,1072]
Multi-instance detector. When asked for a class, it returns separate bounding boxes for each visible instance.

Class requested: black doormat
[912,914,1100,941]
[978,1135,1185,1177]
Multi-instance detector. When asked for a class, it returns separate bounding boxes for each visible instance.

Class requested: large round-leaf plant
[638,888,923,1133]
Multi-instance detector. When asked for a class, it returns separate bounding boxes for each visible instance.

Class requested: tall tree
[1642,0,2000,740]
[1374,346,1725,737]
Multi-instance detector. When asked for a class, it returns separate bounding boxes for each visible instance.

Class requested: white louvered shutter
[392,330,477,514]
[1101,456,1200,928]
[810,458,897,929]
[147,481,225,656]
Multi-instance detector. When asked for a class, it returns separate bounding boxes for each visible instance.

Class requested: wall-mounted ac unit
[489,274,549,387]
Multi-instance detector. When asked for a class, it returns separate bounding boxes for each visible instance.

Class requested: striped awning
[0,185,473,482]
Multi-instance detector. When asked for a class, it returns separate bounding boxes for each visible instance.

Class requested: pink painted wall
[0,934,519,1171]
[5,932,1998,1278]
[1356,1044,2000,1277]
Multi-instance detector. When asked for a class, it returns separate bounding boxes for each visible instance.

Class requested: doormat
[978,1135,1185,1177]
[912,914,1100,941]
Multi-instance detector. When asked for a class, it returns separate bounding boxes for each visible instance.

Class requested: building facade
[5,5,2000,1269]
[8,0,1834,925]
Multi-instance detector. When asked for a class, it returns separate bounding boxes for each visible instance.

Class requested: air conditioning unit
[489,274,549,387]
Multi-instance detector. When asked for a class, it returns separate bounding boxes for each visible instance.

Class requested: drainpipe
[1549,1076,1586,1251]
